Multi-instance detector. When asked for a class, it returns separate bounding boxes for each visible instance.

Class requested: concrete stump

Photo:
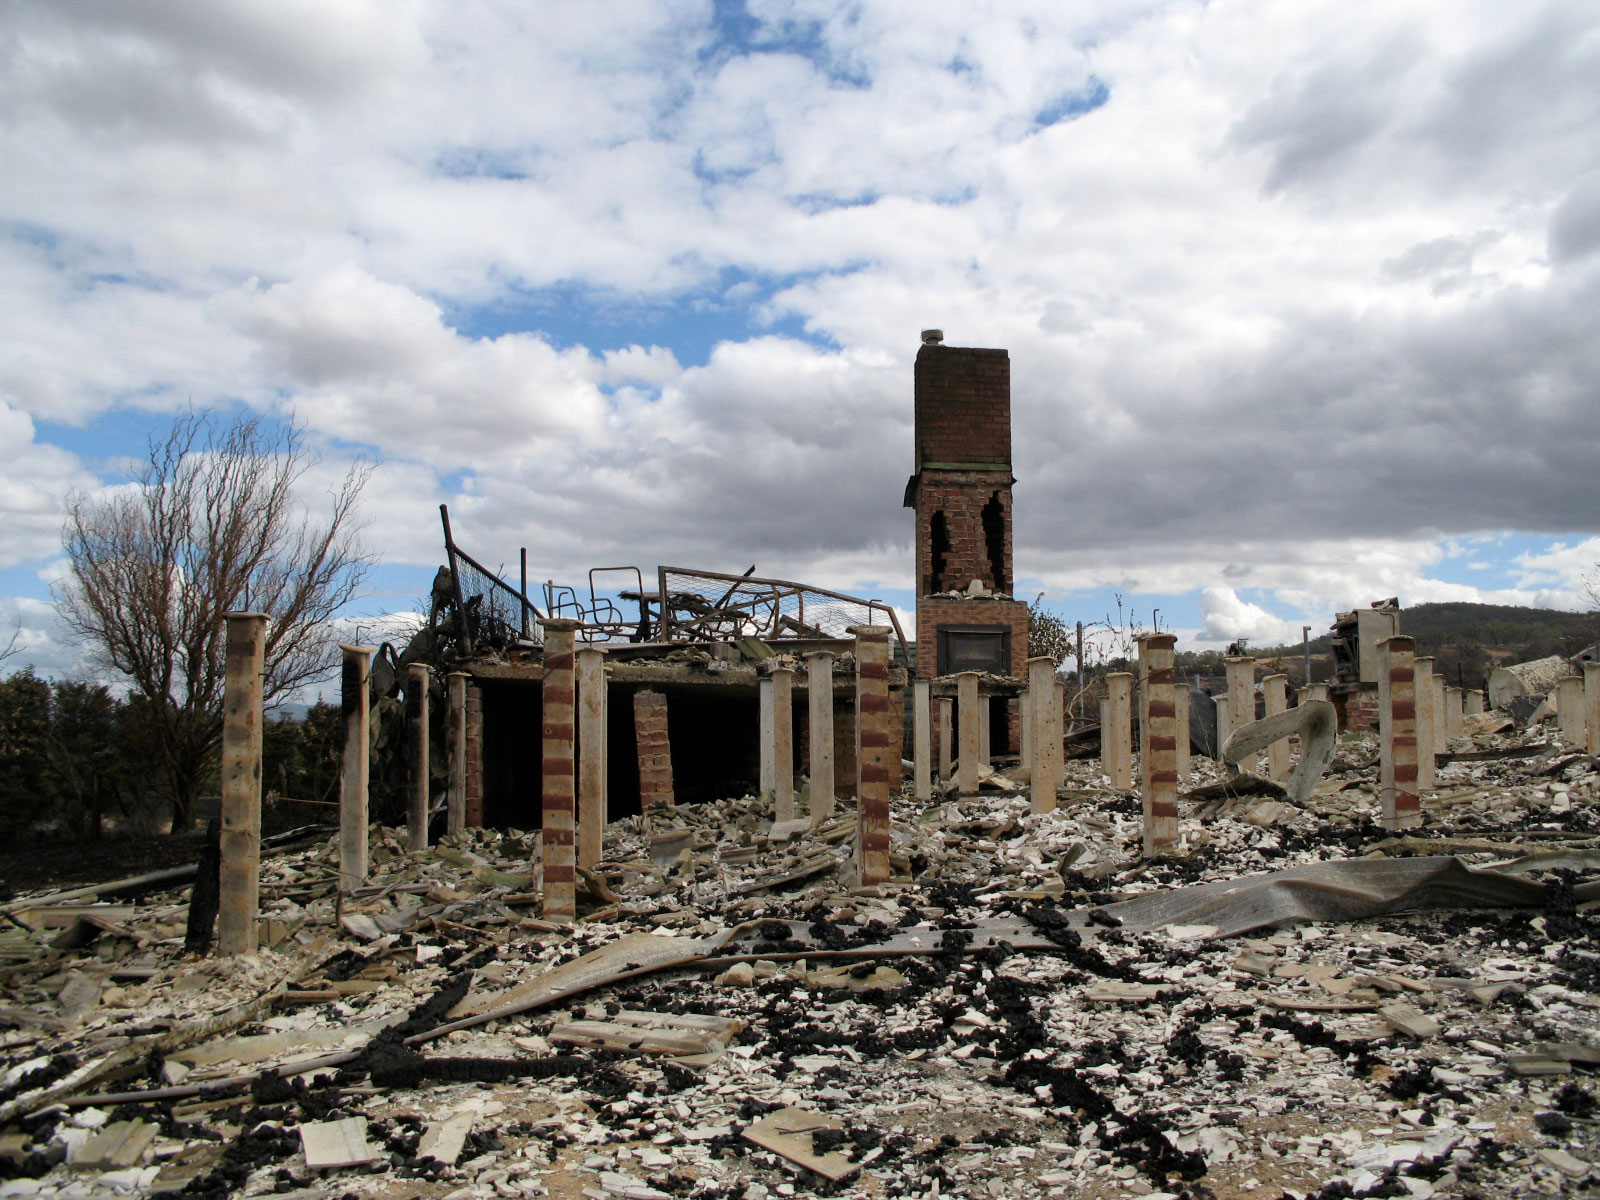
[1556,675,1586,745]
[406,662,430,852]
[1586,663,1600,755]
[1225,657,1255,773]
[1445,687,1464,740]
[806,652,835,824]
[1027,658,1061,814]
[957,672,982,795]
[1430,675,1449,757]
[913,678,932,803]
[576,647,607,870]
[218,613,267,956]
[771,666,795,822]
[1019,688,1033,772]
[1263,674,1289,782]
[1413,657,1435,793]
[446,672,467,835]
[936,697,954,783]
[338,644,375,895]
[1103,673,1133,790]
[1174,684,1191,781]
[758,678,775,799]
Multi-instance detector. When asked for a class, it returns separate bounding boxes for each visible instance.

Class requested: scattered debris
[0,720,1596,1198]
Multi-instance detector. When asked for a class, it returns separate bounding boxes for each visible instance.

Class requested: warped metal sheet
[1097,856,1552,939]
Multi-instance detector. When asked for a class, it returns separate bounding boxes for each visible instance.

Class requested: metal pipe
[520,548,530,637]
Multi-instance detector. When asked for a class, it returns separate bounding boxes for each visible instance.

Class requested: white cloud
[1512,537,1600,607]
[1,0,1598,675]
[0,402,95,569]
[1199,587,1305,648]
[221,264,612,465]
[0,594,92,680]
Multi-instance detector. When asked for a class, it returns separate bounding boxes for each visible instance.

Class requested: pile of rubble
[1,723,1597,1199]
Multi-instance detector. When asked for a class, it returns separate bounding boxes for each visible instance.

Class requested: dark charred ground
[0,815,323,899]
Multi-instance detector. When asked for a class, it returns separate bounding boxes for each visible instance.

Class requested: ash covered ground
[2,722,1597,1199]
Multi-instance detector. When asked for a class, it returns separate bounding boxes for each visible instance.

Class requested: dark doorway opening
[479,679,541,829]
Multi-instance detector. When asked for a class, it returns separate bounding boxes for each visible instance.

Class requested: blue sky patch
[1034,76,1110,128]
[702,0,870,88]
[443,269,828,367]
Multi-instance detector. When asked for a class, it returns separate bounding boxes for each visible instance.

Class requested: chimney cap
[920,328,944,345]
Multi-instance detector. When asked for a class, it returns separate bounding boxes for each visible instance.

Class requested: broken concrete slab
[67,1120,155,1170]
[1379,1002,1442,1040]
[742,1106,859,1182]
[416,1110,475,1165]
[298,1116,379,1170]
[550,1009,744,1055]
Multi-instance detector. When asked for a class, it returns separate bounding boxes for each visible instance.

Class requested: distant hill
[1389,602,1596,654]
[1246,601,1598,690]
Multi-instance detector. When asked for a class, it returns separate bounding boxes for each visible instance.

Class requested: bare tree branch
[55,411,372,829]
[0,628,20,668]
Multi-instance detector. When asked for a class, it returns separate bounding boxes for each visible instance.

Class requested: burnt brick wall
[914,471,1014,595]
[633,690,675,809]
[915,596,1030,680]
[914,344,1011,469]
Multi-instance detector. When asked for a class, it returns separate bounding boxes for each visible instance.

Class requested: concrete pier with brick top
[852,626,893,885]
[1378,636,1420,831]
[1139,634,1180,856]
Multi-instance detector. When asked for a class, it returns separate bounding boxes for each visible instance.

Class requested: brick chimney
[904,336,1029,686]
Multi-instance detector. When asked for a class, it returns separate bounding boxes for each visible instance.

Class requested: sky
[3,0,1599,687]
